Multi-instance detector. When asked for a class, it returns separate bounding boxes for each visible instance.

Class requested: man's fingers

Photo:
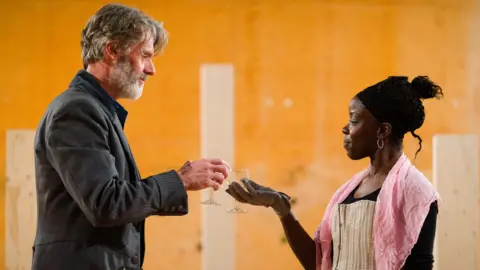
[210,164,229,178]
[208,179,221,191]
[206,158,231,171]
[210,172,226,185]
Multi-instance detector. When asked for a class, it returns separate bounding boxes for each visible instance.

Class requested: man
[32,4,230,270]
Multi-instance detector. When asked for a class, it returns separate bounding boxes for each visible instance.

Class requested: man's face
[108,33,156,100]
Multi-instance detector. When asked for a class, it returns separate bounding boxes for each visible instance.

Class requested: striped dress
[330,200,376,270]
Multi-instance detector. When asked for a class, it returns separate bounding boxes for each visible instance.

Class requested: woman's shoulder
[402,165,439,203]
[404,165,433,187]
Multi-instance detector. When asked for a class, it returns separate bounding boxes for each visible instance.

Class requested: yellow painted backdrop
[0,0,478,269]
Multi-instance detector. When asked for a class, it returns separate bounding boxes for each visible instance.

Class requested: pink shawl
[313,153,439,270]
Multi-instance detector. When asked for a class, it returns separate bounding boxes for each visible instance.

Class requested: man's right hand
[176,159,231,191]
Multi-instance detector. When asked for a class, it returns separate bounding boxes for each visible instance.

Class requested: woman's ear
[377,122,392,140]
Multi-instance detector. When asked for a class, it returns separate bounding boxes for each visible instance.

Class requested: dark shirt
[79,71,128,128]
[114,102,128,129]
[331,186,438,269]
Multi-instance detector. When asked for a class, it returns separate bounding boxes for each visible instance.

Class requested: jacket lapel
[111,114,141,181]
[69,70,142,181]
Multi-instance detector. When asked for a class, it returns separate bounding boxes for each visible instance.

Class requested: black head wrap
[356,75,443,157]
[356,76,427,139]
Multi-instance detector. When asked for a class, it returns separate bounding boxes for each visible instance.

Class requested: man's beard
[108,58,146,100]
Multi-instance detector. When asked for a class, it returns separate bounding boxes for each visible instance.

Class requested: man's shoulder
[47,88,105,116]
[35,88,112,136]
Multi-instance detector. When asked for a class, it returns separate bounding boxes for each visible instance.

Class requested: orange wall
[0,0,478,269]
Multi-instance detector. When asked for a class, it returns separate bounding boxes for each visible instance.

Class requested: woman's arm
[280,212,317,270]
[225,180,319,270]
[402,201,438,270]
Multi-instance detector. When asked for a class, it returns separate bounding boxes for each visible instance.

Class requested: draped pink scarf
[313,153,439,270]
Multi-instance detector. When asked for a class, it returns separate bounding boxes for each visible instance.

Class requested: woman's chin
[345,150,364,161]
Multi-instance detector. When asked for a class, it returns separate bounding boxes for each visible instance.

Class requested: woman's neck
[369,147,403,177]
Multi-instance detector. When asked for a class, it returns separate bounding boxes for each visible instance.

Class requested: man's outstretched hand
[177,158,231,191]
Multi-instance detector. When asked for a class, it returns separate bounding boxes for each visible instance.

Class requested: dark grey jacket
[32,70,188,270]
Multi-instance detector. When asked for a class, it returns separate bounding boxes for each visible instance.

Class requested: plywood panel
[466,5,480,265]
[200,64,235,270]
[433,134,479,270]
[5,130,36,270]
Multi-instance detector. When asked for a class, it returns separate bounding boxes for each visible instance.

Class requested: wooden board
[5,130,37,270]
[200,64,236,270]
[433,134,479,270]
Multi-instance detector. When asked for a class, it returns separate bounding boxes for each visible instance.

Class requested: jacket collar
[68,69,128,121]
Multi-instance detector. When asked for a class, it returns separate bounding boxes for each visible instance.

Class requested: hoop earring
[377,138,384,149]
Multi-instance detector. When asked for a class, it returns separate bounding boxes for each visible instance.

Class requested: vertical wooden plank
[466,4,480,265]
[200,64,235,270]
[5,130,37,270]
[433,134,479,270]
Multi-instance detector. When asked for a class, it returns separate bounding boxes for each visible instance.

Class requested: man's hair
[81,4,168,66]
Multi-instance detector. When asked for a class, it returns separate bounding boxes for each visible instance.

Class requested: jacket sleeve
[45,97,188,227]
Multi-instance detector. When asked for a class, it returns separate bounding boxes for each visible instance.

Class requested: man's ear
[377,122,392,140]
[104,41,120,64]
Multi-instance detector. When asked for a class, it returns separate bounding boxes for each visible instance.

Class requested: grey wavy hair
[81,4,168,67]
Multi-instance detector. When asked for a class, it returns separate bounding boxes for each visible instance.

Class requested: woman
[226,76,443,270]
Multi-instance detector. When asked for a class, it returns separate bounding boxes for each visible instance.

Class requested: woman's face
[342,97,380,160]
